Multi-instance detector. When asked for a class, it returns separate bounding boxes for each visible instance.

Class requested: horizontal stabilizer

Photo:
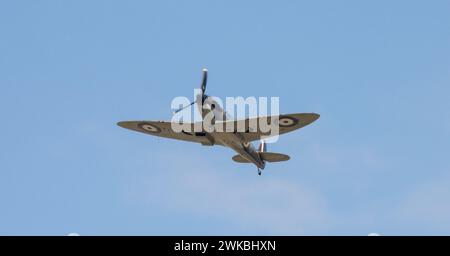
[232,155,252,163]
[232,152,290,163]
[259,152,290,162]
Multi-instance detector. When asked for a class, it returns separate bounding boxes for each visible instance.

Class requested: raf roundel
[278,116,298,127]
[138,123,161,133]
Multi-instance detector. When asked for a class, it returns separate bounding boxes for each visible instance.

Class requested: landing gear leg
[258,168,262,176]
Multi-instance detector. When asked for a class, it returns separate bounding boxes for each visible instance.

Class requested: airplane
[117,69,319,175]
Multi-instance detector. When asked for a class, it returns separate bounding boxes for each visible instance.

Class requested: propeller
[173,100,196,114]
[174,68,208,114]
[200,68,207,95]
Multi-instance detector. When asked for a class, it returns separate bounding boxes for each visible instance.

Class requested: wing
[215,113,320,142]
[117,121,221,145]
[118,113,319,145]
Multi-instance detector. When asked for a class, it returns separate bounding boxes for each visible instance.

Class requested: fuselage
[214,131,266,169]
[199,97,266,169]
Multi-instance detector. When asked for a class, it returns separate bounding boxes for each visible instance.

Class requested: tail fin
[258,140,266,153]
[257,140,290,162]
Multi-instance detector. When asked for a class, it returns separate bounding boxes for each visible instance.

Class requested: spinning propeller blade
[173,101,195,114]
[201,68,207,94]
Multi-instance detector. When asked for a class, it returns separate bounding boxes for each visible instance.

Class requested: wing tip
[286,113,320,126]
[311,113,320,122]
[117,121,127,128]
[117,121,136,130]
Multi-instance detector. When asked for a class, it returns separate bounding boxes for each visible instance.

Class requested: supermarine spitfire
[117,69,319,175]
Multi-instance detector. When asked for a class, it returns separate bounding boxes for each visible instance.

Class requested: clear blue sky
[1,1,449,235]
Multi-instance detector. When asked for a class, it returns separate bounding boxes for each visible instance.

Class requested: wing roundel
[117,121,220,145]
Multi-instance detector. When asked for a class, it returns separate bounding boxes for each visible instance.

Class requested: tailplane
[232,140,290,163]
[232,155,252,163]
[231,152,290,163]
[259,152,290,162]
